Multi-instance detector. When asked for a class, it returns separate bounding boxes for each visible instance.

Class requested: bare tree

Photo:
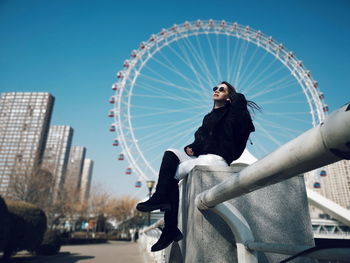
[8,167,53,209]
[89,183,111,216]
[45,176,89,229]
[105,196,139,222]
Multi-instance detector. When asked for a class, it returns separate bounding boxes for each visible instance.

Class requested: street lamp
[146,180,156,225]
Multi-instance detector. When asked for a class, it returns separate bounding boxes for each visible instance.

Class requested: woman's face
[212,83,229,102]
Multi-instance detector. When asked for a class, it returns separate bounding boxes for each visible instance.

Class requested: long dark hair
[221,81,261,113]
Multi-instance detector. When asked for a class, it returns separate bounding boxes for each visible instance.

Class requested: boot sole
[136,203,171,212]
[151,232,183,252]
[174,232,183,242]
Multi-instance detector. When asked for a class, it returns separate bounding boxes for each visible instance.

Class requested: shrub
[0,196,10,252]
[3,200,47,259]
[36,230,62,255]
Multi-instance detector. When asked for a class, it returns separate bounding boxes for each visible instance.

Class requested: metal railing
[138,219,165,263]
[195,103,350,262]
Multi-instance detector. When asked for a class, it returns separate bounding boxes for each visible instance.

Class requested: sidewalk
[5,241,154,263]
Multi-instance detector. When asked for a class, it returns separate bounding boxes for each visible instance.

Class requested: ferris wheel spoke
[149,130,195,167]
[136,111,204,141]
[234,39,250,88]
[254,121,283,147]
[181,34,217,86]
[136,110,205,135]
[133,80,204,106]
[205,32,222,81]
[226,34,231,82]
[135,120,193,131]
[228,35,243,84]
[132,93,205,105]
[244,63,287,95]
[255,120,299,138]
[140,129,196,159]
[139,66,198,100]
[238,44,260,88]
[249,136,270,156]
[232,37,248,86]
[262,112,311,124]
[248,77,296,99]
[185,33,215,84]
[243,57,280,94]
[255,116,303,135]
[156,51,208,100]
[136,75,202,101]
[139,72,205,98]
[141,124,196,155]
[165,40,215,89]
[131,103,203,112]
[258,91,305,105]
[216,33,221,80]
[252,67,293,92]
[153,48,209,103]
[173,38,210,95]
[263,111,309,115]
[142,56,200,100]
[132,105,207,119]
[239,51,269,90]
[192,33,218,84]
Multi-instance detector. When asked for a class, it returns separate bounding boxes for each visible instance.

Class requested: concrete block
[167,165,315,263]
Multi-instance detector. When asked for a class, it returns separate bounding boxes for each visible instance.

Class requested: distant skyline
[1,0,349,198]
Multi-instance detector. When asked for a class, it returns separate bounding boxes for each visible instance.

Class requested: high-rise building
[41,126,73,201]
[0,92,54,198]
[80,159,93,202]
[65,146,86,191]
[305,160,350,213]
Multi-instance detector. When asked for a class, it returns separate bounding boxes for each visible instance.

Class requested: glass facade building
[42,126,73,201]
[80,159,93,202]
[305,160,350,216]
[65,146,86,191]
[0,92,54,198]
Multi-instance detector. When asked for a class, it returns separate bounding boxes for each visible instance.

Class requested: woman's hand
[186,147,194,156]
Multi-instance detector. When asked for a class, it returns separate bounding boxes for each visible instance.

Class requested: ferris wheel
[109,19,328,184]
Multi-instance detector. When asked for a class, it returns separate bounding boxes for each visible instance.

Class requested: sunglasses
[213,86,226,92]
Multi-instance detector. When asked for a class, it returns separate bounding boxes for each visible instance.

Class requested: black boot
[136,192,171,212]
[151,226,183,252]
[151,181,182,252]
[164,181,180,231]
[136,151,180,213]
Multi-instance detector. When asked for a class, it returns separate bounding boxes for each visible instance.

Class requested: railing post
[210,202,258,263]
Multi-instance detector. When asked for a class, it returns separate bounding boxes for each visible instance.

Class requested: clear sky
[1,0,349,198]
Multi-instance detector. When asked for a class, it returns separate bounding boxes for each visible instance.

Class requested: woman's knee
[163,150,180,162]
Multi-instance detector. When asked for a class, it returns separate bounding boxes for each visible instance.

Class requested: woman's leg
[164,182,179,229]
[136,150,180,212]
[151,181,183,252]
[150,153,227,252]
[136,149,185,252]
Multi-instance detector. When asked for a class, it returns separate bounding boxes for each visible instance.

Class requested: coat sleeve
[220,101,255,162]
[184,126,205,156]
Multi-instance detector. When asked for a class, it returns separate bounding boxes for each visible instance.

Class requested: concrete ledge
[167,165,315,263]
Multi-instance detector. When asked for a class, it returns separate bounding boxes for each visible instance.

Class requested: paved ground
[4,241,154,263]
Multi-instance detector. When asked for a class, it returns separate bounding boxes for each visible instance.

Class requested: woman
[136,81,258,252]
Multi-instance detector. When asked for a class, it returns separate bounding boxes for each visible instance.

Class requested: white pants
[167,148,228,181]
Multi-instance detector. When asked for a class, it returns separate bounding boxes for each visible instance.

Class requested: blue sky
[1,0,349,198]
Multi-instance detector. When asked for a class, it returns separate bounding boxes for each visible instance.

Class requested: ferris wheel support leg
[196,102,350,210]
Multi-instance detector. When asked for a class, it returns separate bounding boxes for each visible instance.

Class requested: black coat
[184,93,255,165]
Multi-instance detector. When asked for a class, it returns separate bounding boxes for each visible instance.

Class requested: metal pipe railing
[307,188,350,226]
[245,242,350,261]
[196,103,350,210]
